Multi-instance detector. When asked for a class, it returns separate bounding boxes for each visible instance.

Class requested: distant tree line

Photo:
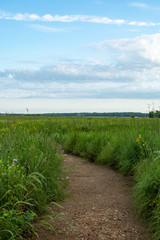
[0,112,148,118]
[149,110,160,118]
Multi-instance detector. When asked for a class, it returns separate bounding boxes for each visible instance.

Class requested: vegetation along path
[34,154,150,240]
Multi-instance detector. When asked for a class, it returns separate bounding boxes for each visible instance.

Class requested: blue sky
[1,0,160,113]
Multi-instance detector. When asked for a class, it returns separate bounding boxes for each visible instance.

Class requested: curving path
[33,154,150,240]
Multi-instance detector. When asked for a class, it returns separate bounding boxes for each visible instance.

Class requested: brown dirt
[32,154,150,240]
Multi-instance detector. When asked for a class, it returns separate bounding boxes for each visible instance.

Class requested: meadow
[0,117,67,240]
[0,116,160,240]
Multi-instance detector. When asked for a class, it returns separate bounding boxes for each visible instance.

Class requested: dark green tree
[149,111,154,118]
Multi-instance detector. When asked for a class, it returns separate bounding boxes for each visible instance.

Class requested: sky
[1,0,160,113]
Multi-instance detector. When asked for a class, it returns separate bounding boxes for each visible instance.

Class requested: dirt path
[33,154,149,240]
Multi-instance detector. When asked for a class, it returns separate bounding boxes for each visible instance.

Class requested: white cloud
[130,2,160,12]
[12,13,26,21]
[128,21,157,26]
[29,24,70,32]
[0,33,160,101]
[1,58,160,100]
[93,33,160,64]
[130,2,148,9]
[42,14,55,21]
[0,9,159,26]
[7,12,40,21]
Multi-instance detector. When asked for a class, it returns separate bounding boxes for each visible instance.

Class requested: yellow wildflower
[136,134,141,142]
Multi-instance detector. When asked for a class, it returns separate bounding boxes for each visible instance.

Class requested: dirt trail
[33,154,149,240]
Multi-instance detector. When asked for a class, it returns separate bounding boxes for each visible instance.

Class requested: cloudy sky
[1,0,160,113]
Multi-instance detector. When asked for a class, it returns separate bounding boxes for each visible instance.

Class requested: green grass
[0,117,67,240]
[46,116,160,239]
[0,116,160,239]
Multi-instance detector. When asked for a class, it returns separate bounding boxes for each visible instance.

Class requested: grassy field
[0,116,160,239]
[0,117,68,240]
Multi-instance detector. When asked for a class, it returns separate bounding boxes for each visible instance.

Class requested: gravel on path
[33,154,150,240]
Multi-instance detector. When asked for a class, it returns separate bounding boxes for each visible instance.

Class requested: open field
[0,116,160,239]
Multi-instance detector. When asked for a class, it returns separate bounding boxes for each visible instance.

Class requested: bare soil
[32,154,150,240]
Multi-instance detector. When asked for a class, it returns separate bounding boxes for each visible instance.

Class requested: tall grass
[46,116,160,240]
[0,117,66,240]
[1,116,160,239]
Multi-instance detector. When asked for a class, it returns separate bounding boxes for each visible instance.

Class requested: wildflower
[64,159,67,162]
[136,134,142,142]
[150,199,157,206]
[66,176,69,179]
[13,159,18,162]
